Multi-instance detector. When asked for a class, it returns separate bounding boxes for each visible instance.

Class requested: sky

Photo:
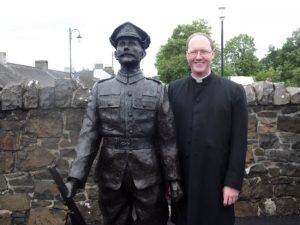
[0,0,299,76]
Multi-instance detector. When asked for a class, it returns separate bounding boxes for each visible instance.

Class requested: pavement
[235,216,300,225]
[168,216,300,225]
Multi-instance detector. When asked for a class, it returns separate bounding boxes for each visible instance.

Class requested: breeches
[98,169,168,225]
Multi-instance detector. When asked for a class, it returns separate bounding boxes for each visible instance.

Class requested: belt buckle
[119,138,131,148]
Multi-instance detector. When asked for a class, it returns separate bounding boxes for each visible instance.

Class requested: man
[65,22,182,225]
[168,33,248,225]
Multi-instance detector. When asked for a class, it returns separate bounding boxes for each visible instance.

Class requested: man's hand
[65,178,79,199]
[170,181,183,203]
[223,186,239,206]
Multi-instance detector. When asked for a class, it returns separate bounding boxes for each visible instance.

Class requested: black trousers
[98,169,169,225]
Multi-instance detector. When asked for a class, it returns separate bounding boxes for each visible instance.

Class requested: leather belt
[102,137,154,149]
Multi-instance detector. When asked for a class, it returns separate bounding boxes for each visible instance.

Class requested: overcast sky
[0,0,299,76]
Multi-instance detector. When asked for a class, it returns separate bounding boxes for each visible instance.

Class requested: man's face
[115,37,145,66]
[186,35,215,78]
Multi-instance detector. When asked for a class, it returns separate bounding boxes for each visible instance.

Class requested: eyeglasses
[187,50,212,57]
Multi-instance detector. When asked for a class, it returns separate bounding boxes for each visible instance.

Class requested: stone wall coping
[0,79,299,111]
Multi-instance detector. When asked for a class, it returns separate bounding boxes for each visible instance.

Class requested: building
[0,52,69,88]
[78,63,114,88]
[227,76,256,85]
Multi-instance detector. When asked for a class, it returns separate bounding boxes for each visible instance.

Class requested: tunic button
[128,113,133,117]
[129,130,133,134]
[128,92,132,96]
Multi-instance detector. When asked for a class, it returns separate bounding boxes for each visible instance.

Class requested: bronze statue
[66,22,182,225]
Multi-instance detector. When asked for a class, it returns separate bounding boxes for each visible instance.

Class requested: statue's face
[115,37,145,66]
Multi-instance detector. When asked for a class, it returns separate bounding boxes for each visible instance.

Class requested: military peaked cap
[110,22,151,49]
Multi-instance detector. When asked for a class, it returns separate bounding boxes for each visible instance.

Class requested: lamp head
[218,6,226,21]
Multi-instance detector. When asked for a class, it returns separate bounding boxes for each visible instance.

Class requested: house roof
[0,62,69,88]
[93,68,113,80]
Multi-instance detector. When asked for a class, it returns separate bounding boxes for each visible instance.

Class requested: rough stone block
[287,87,300,104]
[39,86,55,109]
[17,147,55,171]
[247,114,257,139]
[26,110,63,138]
[34,181,60,200]
[1,83,23,110]
[0,210,12,225]
[0,120,24,132]
[259,198,276,216]
[259,133,280,149]
[274,184,300,198]
[0,194,30,211]
[0,132,20,150]
[0,152,14,173]
[235,201,258,217]
[273,82,290,105]
[0,175,8,192]
[253,81,274,105]
[240,177,272,199]
[248,164,268,176]
[24,81,39,109]
[257,123,276,134]
[55,79,76,108]
[244,85,257,105]
[40,137,60,149]
[278,114,300,133]
[8,173,34,186]
[275,197,298,215]
[245,145,254,163]
[65,108,84,131]
[267,150,291,163]
[27,208,66,225]
[279,163,300,177]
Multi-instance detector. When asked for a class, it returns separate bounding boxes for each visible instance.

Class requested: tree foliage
[224,34,260,76]
[155,19,212,83]
[258,28,300,86]
[156,20,300,86]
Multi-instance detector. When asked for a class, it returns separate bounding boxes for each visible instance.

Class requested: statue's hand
[65,178,79,199]
[170,181,183,203]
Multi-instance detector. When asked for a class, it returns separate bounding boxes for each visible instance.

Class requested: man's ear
[114,51,118,60]
[140,50,146,59]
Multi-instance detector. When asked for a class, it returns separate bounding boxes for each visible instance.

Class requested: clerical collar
[191,72,211,83]
[116,69,145,84]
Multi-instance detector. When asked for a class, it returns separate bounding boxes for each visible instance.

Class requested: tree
[224,34,260,76]
[156,19,214,83]
[259,28,300,86]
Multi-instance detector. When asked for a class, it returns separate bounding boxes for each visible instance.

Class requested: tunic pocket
[132,96,156,123]
[98,96,120,131]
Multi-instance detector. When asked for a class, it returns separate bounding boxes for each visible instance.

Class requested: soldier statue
[66,22,182,225]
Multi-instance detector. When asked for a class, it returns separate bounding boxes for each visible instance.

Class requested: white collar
[191,72,211,83]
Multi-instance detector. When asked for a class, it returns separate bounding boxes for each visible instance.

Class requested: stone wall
[236,82,300,217]
[0,79,299,225]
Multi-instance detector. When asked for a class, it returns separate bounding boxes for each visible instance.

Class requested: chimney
[94,63,103,70]
[0,52,7,64]
[35,60,48,70]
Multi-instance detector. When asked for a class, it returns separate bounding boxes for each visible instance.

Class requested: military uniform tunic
[69,70,180,225]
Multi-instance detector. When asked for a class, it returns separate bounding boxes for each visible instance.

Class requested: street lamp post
[69,28,82,78]
[219,6,225,77]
